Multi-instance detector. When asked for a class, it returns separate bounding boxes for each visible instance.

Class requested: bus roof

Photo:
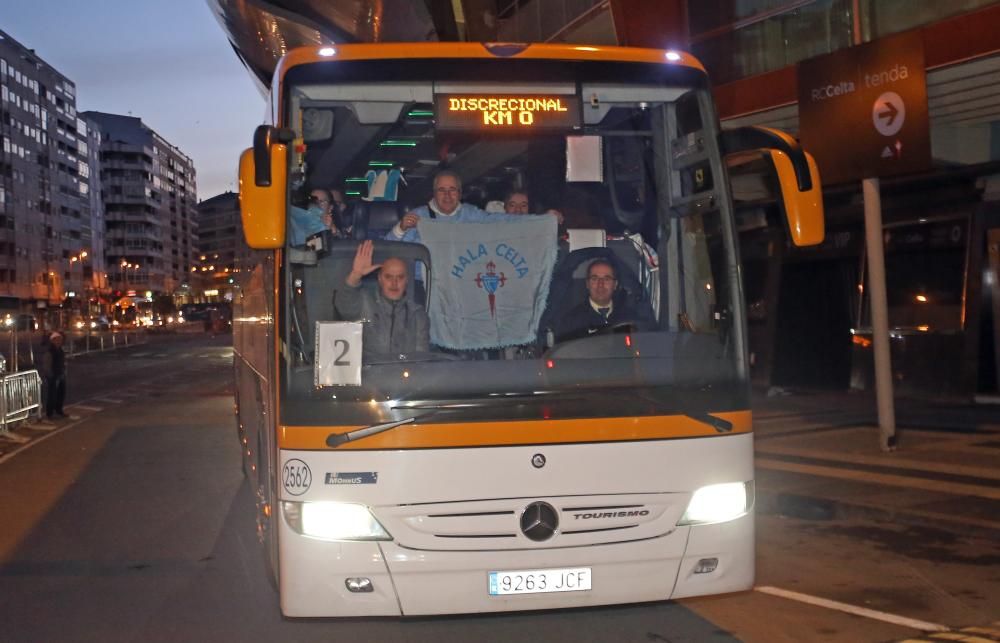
[273,42,706,90]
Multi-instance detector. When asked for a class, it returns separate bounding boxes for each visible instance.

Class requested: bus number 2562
[282,459,312,496]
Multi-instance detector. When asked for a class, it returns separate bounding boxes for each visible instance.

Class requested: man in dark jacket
[40,331,68,419]
[556,259,652,341]
[335,240,429,358]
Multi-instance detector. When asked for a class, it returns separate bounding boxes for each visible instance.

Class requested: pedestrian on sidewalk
[40,331,69,420]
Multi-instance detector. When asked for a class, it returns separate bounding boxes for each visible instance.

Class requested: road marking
[961,626,1000,637]
[0,416,88,465]
[0,432,30,443]
[755,586,948,633]
[756,457,1000,501]
[926,633,997,642]
[757,444,1000,481]
[131,352,151,357]
[67,404,103,412]
[93,397,123,404]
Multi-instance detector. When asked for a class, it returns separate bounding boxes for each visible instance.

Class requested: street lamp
[119,259,139,290]
[63,250,91,329]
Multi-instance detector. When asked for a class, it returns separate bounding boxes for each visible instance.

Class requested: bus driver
[555,259,650,340]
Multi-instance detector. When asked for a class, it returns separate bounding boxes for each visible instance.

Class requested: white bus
[234,42,823,617]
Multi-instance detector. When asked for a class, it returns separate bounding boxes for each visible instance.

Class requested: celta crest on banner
[475,261,506,318]
[420,217,558,349]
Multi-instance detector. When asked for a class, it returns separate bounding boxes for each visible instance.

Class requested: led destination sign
[435,94,581,130]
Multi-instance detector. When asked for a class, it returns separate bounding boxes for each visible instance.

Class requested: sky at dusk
[3,0,266,200]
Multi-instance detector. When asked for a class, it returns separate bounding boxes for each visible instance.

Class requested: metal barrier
[0,369,43,435]
[64,330,148,357]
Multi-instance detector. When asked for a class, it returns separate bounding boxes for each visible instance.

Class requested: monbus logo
[573,510,650,520]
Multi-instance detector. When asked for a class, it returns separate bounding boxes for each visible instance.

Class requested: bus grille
[375,493,685,551]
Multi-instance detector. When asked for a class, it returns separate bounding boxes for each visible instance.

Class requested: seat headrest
[367,201,403,228]
[325,240,432,277]
[352,201,404,240]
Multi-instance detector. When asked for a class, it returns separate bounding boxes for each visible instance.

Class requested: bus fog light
[694,557,718,574]
[345,577,374,593]
[282,501,392,541]
[678,481,754,525]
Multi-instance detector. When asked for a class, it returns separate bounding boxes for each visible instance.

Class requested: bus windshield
[279,62,745,422]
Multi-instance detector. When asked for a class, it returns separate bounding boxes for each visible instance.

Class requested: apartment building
[0,29,98,323]
[83,111,198,298]
[194,191,239,302]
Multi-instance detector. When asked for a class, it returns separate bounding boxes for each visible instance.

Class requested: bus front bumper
[277,510,754,617]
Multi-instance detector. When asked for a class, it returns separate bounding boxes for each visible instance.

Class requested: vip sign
[798,31,930,185]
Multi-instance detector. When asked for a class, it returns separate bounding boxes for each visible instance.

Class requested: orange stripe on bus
[275,42,706,88]
[279,411,751,450]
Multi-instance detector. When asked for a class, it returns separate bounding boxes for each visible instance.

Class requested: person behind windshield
[504,190,531,214]
[310,188,349,239]
[335,240,429,356]
[555,259,648,340]
[332,189,354,237]
[288,188,328,246]
[387,171,555,244]
[505,189,564,225]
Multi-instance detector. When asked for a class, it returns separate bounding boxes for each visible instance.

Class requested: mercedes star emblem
[520,501,559,541]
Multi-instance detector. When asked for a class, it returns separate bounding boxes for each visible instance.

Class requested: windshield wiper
[620,388,734,434]
[326,418,415,447]
[681,411,733,433]
[390,391,588,411]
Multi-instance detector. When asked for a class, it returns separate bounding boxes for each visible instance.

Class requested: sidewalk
[752,388,1000,538]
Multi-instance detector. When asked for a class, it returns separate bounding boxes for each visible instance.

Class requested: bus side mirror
[238,125,294,249]
[720,126,824,247]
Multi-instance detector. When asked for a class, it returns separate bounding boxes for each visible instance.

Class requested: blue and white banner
[421,217,558,349]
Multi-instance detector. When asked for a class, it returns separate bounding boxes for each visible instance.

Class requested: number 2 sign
[315,321,363,386]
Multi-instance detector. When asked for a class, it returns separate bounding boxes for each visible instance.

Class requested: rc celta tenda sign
[798,30,930,185]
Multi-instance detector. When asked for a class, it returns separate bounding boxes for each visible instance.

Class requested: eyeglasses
[434,187,459,195]
[587,275,616,284]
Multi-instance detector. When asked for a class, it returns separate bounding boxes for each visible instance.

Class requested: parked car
[90,316,111,331]
[72,316,110,331]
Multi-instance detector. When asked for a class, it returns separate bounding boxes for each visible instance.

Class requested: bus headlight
[677,481,754,526]
[282,501,392,541]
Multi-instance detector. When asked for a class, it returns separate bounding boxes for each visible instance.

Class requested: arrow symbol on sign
[878,101,899,127]
[872,91,905,137]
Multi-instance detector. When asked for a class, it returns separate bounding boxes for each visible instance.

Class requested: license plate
[488,567,592,595]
